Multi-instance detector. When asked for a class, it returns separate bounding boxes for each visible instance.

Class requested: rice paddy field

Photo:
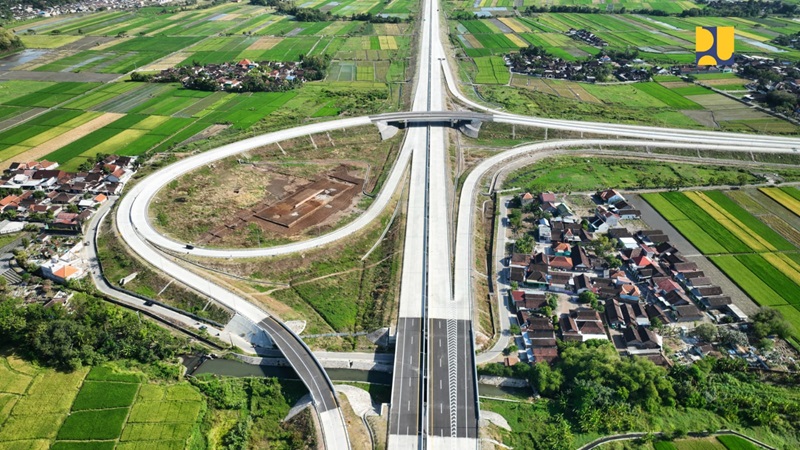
[0,357,204,449]
[0,0,412,168]
[643,190,800,347]
[0,78,398,170]
[450,11,800,62]
[445,7,800,132]
[14,0,414,75]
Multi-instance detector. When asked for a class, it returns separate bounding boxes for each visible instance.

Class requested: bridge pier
[458,120,483,139]
[376,121,400,140]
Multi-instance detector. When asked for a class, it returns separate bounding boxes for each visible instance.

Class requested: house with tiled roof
[560,308,608,342]
[623,325,662,354]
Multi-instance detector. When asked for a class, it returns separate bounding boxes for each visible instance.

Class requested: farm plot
[716,435,759,450]
[684,191,796,252]
[473,56,510,84]
[3,82,100,108]
[71,381,139,411]
[0,81,57,105]
[0,109,98,164]
[710,255,793,308]
[644,192,751,253]
[200,90,297,129]
[0,366,88,443]
[36,36,203,74]
[646,189,800,342]
[56,408,130,441]
[45,113,192,170]
[1,112,125,170]
[632,82,702,109]
[61,82,140,111]
[128,88,213,116]
[120,384,202,447]
[761,187,800,217]
[19,35,84,49]
[253,37,321,61]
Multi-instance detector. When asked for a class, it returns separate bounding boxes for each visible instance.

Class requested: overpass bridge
[370,111,494,139]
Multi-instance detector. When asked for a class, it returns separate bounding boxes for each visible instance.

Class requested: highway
[109,0,800,446]
[386,0,440,442]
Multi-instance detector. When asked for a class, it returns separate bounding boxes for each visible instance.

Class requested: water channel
[185,356,531,399]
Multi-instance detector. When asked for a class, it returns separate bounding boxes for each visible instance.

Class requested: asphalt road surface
[428,319,478,439]
[389,318,423,437]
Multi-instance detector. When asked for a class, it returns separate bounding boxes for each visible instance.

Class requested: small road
[475,195,521,365]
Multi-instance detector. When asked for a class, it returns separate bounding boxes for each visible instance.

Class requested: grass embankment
[505,156,769,193]
[96,215,233,324]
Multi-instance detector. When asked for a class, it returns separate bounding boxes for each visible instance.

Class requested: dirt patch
[140,52,191,71]
[701,78,746,86]
[682,109,718,128]
[179,123,230,146]
[200,165,364,245]
[151,126,400,247]
[659,81,695,89]
[1,112,124,169]
[337,394,372,450]
[247,37,283,51]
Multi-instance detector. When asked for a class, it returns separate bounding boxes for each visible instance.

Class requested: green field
[57,408,130,440]
[71,381,139,410]
[0,360,203,449]
[716,435,759,450]
[473,56,511,84]
[506,157,761,194]
[0,0,410,167]
[633,82,703,110]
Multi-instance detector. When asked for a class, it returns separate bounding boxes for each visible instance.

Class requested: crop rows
[761,187,800,217]
[71,381,139,410]
[632,82,703,110]
[650,192,750,253]
[474,56,510,84]
[648,190,800,342]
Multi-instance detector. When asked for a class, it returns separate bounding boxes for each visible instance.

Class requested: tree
[508,208,523,232]
[650,317,663,331]
[509,324,521,335]
[529,361,563,396]
[503,344,518,356]
[578,291,598,304]
[0,27,23,53]
[546,293,558,310]
[692,323,718,343]
[718,326,749,348]
[514,234,534,254]
[752,308,791,339]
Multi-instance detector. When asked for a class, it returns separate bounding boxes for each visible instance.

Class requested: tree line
[0,292,187,370]
[250,0,407,23]
[479,334,800,448]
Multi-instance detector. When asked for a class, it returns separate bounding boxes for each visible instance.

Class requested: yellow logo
[696,26,734,66]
